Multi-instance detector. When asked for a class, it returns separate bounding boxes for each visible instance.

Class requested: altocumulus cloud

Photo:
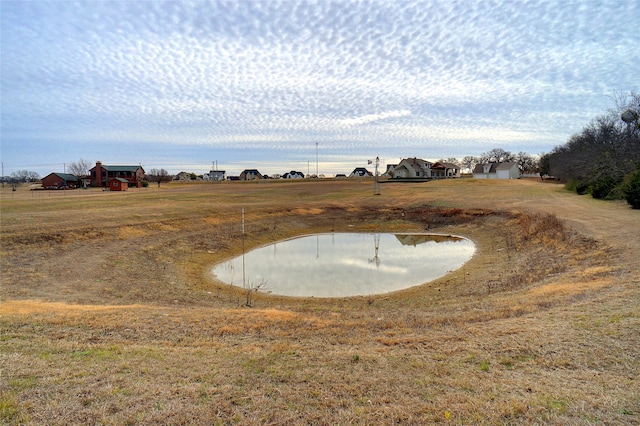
[0,0,638,176]
[340,110,412,127]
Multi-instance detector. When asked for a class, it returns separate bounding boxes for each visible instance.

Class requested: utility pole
[316,142,319,179]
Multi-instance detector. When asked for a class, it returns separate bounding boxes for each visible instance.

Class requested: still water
[211,233,475,297]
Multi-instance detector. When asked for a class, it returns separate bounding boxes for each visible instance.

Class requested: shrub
[565,179,593,196]
[591,176,619,199]
[565,179,579,193]
[622,167,640,209]
[575,181,591,195]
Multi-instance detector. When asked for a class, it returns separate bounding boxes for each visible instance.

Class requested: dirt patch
[117,226,149,239]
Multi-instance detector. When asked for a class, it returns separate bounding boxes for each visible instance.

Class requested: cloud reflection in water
[211,233,475,297]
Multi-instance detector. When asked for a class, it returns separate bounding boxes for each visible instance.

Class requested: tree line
[2,170,41,183]
[540,92,640,208]
[440,148,540,175]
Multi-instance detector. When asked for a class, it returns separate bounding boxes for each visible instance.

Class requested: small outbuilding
[109,177,129,191]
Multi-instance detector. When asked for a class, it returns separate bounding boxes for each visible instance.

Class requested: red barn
[41,173,79,189]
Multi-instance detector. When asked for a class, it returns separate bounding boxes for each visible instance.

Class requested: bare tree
[612,90,640,117]
[515,152,539,175]
[147,168,171,188]
[67,159,92,177]
[245,279,268,307]
[479,148,514,164]
[437,157,460,166]
[461,156,478,173]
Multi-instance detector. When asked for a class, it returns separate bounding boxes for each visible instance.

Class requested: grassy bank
[1,179,638,424]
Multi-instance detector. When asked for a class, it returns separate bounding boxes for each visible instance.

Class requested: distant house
[431,162,461,178]
[472,162,521,179]
[282,170,305,179]
[389,158,432,178]
[41,173,79,189]
[109,177,129,191]
[239,169,263,180]
[89,161,145,188]
[204,170,226,181]
[174,172,193,181]
[349,167,373,178]
[382,164,398,178]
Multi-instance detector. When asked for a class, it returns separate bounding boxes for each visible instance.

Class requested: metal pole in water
[374,156,381,195]
[242,208,246,290]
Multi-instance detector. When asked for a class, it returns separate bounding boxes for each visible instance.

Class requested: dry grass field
[1,178,638,425]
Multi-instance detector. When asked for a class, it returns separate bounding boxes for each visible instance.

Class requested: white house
[282,170,305,179]
[204,170,226,181]
[349,167,373,178]
[389,158,432,178]
[472,162,521,179]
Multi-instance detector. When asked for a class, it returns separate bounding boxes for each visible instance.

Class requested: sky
[1,0,638,177]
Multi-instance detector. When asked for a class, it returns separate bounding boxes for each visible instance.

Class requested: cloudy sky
[1,0,638,177]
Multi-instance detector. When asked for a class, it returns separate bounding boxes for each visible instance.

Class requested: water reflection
[211,233,475,298]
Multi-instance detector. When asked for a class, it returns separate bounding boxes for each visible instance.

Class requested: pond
[211,233,475,298]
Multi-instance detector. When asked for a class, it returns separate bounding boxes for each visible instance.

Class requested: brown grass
[1,179,639,424]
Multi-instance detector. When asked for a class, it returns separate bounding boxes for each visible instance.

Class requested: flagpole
[374,157,380,195]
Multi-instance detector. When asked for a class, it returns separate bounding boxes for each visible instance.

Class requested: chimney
[96,161,102,187]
